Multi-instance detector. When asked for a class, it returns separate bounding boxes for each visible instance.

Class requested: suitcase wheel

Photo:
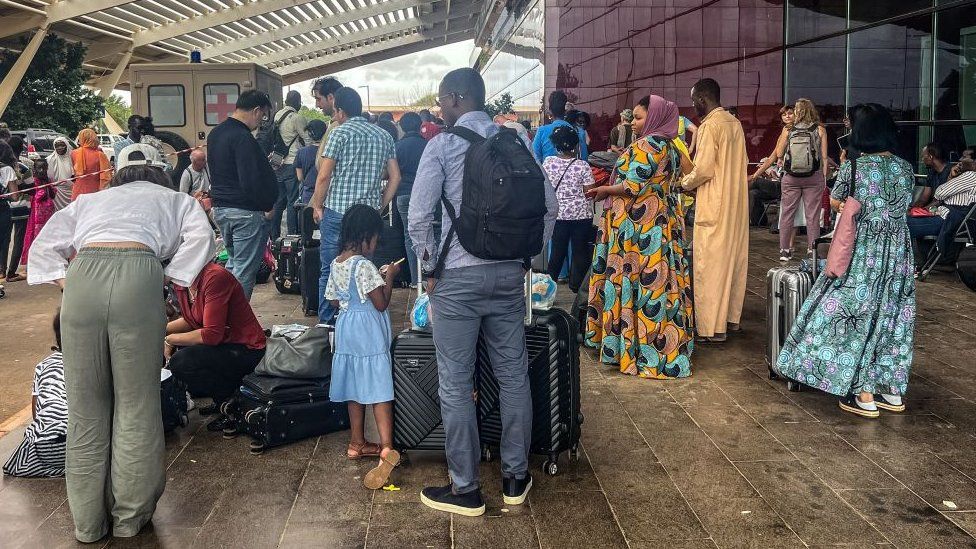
[768,369,780,380]
[542,458,559,477]
[398,451,410,467]
[569,445,581,463]
[787,380,802,392]
[221,425,239,439]
[480,446,494,463]
[219,399,235,416]
[249,442,265,455]
[244,409,264,425]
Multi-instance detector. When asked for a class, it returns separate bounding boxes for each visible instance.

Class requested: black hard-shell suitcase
[224,374,349,454]
[300,245,320,317]
[477,307,582,476]
[272,235,302,295]
[373,213,410,287]
[958,245,976,292]
[299,206,319,247]
[391,330,447,451]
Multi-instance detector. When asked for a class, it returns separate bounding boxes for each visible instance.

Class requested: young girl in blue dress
[325,204,401,489]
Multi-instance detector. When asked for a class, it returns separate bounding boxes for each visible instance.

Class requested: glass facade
[480,0,976,164]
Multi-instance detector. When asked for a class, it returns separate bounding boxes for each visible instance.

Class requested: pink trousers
[779,172,826,250]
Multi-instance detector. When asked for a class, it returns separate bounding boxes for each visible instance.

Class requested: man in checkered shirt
[309,87,402,323]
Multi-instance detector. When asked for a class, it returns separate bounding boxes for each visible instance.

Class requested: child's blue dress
[325,256,394,404]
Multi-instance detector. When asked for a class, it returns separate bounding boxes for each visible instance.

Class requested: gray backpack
[784,123,820,177]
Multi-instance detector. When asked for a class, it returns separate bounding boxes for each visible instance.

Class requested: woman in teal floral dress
[776,104,916,418]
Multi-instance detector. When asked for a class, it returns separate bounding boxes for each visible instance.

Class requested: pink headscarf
[640,95,679,140]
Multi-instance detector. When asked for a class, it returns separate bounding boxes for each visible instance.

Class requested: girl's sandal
[347,441,382,460]
[364,449,401,490]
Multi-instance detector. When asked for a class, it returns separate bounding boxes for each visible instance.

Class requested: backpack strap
[554,159,576,191]
[428,125,484,278]
[445,125,486,144]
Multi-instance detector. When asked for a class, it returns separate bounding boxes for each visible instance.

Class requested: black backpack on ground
[431,126,547,277]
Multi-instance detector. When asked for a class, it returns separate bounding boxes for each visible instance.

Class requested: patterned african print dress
[585,135,694,379]
[776,154,916,397]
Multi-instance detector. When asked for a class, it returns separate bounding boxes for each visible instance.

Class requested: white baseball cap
[117,143,168,170]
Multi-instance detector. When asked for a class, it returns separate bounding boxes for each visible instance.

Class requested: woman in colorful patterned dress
[776,104,916,418]
[584,95,695,379]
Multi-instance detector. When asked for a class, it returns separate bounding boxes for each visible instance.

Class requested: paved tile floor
[2,230,976,548]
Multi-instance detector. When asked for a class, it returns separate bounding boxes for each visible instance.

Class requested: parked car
[9,129,76,161]
[98,133,123,163]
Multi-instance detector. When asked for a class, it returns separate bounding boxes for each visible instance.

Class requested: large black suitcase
[300,245,320,317]
[373,214,410,287]
[223,374,349,454]
[391,330,446,451]
[272,235,302,295]
[160,371,188,433]
[477,307,582,476]
[958,245,976,291]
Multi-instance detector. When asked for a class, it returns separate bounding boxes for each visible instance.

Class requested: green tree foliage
[0,33,103,135]
[411,93,438,109]
[104,94,131,128]
[484,93,515,118]
[299,105,329,123]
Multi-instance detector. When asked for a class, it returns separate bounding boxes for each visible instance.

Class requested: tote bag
[824,155,861,278]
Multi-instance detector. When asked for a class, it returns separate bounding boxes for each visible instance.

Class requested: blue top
[532,119,574,162]
[394,131,427,197]
[294,143,319,205]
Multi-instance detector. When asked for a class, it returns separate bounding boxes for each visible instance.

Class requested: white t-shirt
[27,181,216,287]
[324,255,385,310]
[0,165,16,193]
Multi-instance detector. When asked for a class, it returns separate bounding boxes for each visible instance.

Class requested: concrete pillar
[97,50,132,99]
[0,26,49,119]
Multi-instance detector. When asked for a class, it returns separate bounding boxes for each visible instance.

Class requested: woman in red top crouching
[165,262,266,431]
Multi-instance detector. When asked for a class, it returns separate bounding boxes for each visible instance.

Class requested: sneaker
[838,395,879,418]
[199,402,221,416]
[420,484,486,517]
[503,474,533,506]
[779,249,792,262]
[874,394,905,412]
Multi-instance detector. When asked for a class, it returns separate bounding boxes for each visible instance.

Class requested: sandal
[347,441,382,460]
[364,449,401,490]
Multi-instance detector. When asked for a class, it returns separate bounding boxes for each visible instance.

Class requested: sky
[287,39,474,109]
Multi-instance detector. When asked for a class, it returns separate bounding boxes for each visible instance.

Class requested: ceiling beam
[201,0,439,61]
[277,27,473,79]
[84,0,324,62]
[0,0,137,39]
[280,29,473,85]
[256,3,478,67]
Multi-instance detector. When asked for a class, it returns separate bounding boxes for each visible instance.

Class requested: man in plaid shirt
[309,87,402,322]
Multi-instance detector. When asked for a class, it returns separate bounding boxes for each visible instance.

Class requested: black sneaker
[838,395,879,418]
[199,402,221,416]
[420,484,486,517]
[503,474,533,505]
[206,415,236,432]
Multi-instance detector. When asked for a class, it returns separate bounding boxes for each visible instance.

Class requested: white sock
[855,396,877,411]
[881,394,902,406]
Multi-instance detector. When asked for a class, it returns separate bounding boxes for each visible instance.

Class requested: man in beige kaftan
[680,79,750,341]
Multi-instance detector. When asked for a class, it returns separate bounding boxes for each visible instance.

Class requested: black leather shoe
[503,474,533,505]
[420,484,485,516]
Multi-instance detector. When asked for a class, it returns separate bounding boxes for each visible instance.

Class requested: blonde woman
[751,99,830,260]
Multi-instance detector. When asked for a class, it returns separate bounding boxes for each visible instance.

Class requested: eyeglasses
[435,92,464,107]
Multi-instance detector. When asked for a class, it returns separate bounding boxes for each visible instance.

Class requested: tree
[396,82,437,109]
[0,32,103,135]
[104,94,131,128]
[484,92,515,118]
[411,93,438,109]
[299,105,328,123]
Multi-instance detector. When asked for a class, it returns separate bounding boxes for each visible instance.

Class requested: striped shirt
[322,116,395,214]
[2,352,66,477]
[933,171,976,218]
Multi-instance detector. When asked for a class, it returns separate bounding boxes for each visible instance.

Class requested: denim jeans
[317,208,344,322]
[213,207,268,299]
[907,214,943,262]
[271,164,300,240]
[395,194,417,284]
[428,263,531,494]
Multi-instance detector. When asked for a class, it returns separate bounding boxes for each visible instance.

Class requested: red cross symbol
[206,92,237,124]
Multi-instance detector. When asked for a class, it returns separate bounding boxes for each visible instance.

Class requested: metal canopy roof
[0,0,481,88]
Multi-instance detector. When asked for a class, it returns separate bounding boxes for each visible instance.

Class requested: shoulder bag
[824,155,861,278]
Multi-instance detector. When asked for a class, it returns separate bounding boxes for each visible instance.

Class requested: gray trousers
[429,262,531,494]
[61,248,167,543]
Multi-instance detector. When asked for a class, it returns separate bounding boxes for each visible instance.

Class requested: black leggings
[168,343,265,403]
[548,219,594,293]
[0,205,11,274]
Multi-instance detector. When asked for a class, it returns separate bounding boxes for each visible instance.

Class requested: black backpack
[257,110,302,158]
[431,126,547,277]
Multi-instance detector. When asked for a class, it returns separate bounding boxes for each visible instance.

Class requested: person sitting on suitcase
[324,204,402,490]
[165,262,267,432]
[408,68,558,517]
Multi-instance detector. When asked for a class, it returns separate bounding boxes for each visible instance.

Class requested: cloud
[292,40,474,106]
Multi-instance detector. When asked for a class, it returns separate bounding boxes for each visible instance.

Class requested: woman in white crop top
[27,144,215,543]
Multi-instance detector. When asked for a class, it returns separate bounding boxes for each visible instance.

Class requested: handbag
[824,155,861,278]
[253,325,333,378]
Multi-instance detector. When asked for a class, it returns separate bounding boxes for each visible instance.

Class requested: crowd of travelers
[0,59,966,542]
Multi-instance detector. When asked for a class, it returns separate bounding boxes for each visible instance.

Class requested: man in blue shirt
[393,112,427,285]
[532,90,574,162]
